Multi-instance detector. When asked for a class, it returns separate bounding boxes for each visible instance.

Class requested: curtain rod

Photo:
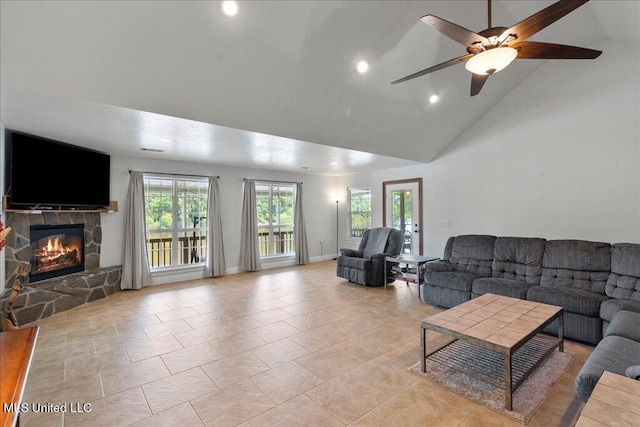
[244,178,302,184]
[129,170,219,179]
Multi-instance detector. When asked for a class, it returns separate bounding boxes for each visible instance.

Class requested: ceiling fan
[391,0,602,96]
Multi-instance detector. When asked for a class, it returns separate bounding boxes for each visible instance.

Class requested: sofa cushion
[599,298,640,322]
[540,239,611,294]
[424,260,453,273]
[491,237,546,284]
[421,284,471,308]
[604,310,640,342]
[527,286,608,316]
[362,227,391,258]
[424,271,479,292]
[574,335,640,402]
[472,278,535,299]
[606,243,640,301]
[447,235,496,277]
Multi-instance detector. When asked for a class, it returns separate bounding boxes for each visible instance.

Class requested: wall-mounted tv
[4,130,111,209]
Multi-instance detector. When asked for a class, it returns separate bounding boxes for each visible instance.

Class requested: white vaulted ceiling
[1,1,638,175]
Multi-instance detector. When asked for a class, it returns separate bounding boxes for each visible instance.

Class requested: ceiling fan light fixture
[356,60,369,74]
[464,47,518,75]
[221,1,239,17]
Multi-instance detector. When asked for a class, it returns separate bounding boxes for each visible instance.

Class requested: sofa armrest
[604,310,640,342]
[340,248,363,258]
[626,365,640,380]
[424,260,454,273]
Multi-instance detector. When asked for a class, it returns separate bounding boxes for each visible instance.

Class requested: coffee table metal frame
[384,255,439,292]
[420,294,564,411]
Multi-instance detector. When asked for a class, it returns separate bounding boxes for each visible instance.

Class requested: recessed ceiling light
[356,60,369,74]
[429,94,439,104]
[221,1,238,17]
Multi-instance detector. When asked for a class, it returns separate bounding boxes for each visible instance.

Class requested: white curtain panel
[204,176,226,277]
[239,179,261,271]
[121,171,152,289]
[294,182,310,264]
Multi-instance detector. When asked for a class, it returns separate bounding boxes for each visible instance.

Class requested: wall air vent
[139,148,165,153]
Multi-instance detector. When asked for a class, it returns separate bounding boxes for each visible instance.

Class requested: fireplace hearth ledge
[0,266,122,329]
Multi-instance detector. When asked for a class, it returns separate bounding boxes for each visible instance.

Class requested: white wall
[101,156,339,285]
[340,39,640,257]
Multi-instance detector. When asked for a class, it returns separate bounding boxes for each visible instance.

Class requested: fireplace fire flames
[32,237,81,274]
[29,224,85,282]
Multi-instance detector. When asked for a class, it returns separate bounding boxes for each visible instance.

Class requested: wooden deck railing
[351,228,366,238]
[147,236,206,268]
[147,230,296,268]
[258,230,294,256]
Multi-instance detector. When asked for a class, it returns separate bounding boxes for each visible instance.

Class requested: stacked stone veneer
[1,211,122,328]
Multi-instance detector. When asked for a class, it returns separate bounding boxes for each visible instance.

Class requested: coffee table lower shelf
[425,334,561,390]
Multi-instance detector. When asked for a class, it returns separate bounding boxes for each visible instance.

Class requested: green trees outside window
[348,188,371,238]
[256,183,295,257]
[143,175,208,268]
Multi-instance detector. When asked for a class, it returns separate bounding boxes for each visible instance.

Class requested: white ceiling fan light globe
[221,1,239,17]
[464,47,518,75]
[357,60,369,74]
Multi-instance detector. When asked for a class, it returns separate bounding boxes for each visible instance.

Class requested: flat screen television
[4,130,111,209]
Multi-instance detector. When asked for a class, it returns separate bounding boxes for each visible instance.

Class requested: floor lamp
[335,200,339,260]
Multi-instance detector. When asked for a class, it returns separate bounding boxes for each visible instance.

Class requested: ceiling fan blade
[499,0,590,43]
[512,41,602,59]
[391,54,474,85]
[471,73,489,96]
[421,15,489,48]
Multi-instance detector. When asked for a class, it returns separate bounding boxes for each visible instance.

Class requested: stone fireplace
[2,211,122,328]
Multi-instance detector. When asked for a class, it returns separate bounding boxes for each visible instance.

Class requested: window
[256,182,295,258]
[143,175,208,269]
[348,187,371,238]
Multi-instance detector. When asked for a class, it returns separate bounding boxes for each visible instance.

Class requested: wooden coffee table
[420,293,563,411]
[575,371,640,426]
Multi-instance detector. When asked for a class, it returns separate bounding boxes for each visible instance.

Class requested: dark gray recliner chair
[336,227,404,286]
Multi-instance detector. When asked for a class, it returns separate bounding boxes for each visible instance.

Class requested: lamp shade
[464,47,518,75]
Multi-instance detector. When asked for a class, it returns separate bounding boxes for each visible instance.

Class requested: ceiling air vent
[139,148,165,153]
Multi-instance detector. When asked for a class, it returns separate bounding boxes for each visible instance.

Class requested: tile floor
[19,261,592,426]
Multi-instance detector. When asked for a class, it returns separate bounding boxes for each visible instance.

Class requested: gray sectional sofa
[422,234,640,402]
[574,310,640,402]
[422,234,640,344]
